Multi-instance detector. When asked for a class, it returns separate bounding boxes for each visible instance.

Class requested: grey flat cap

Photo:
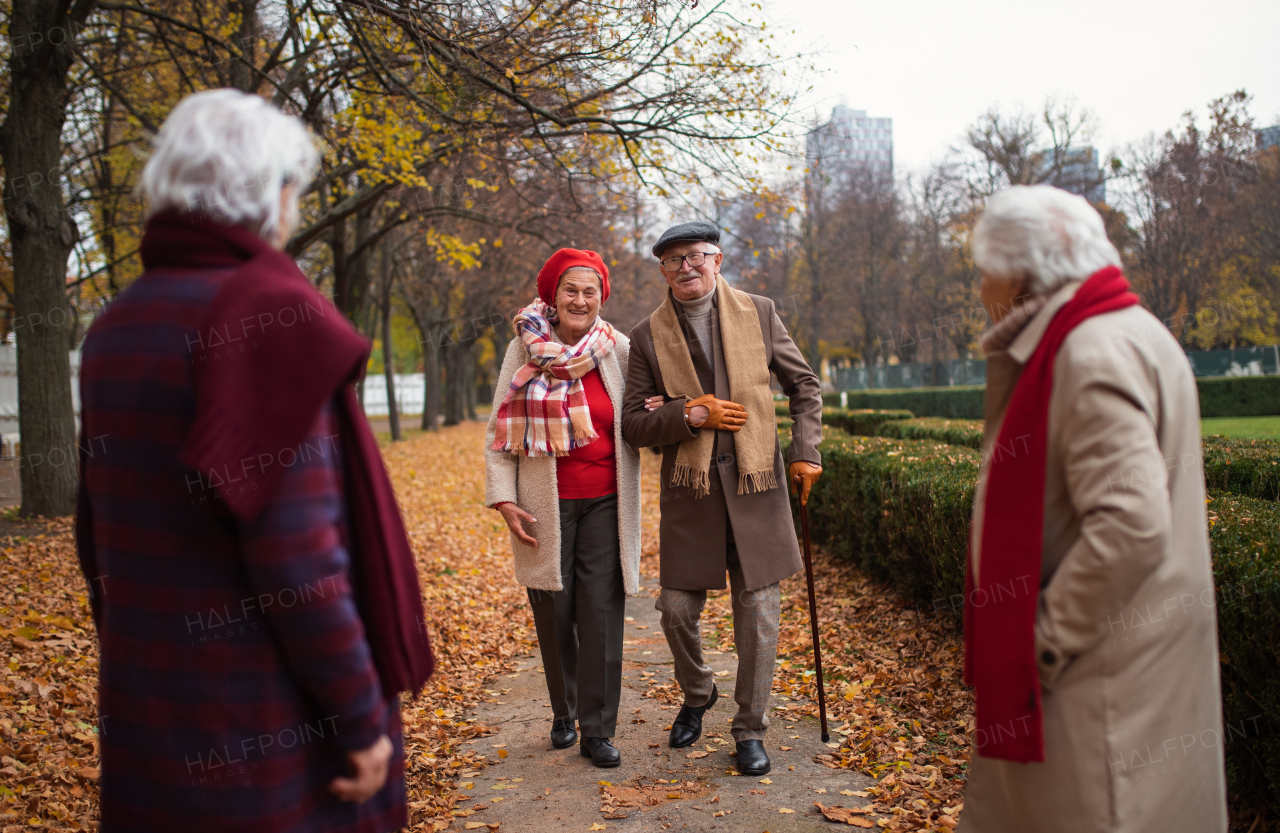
[652,220,721,257]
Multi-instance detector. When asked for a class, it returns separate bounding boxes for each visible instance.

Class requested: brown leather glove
[685,394,748,432]
[789,461,822,506]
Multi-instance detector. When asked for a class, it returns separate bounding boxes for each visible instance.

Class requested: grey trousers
[656,545,781,742]
[527,493,625,738]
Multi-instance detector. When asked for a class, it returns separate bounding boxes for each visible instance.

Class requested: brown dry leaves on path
[1,420,974,831]
[381,422,539,830]
[0,517,103,830]
[685,516,974,831]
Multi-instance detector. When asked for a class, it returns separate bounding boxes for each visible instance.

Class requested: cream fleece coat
[484,333,642,595]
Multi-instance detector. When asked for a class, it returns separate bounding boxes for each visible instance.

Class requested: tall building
[806,105,893,175]
[1053,146,1106,204]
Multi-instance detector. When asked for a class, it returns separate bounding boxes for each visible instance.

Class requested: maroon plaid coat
[77,255,407,831]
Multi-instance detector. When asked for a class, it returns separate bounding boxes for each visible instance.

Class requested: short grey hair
[141,89,319,243]
[973,185,1121,295]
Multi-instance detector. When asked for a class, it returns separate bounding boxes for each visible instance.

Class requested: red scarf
[965,265,1138,762]
[140,211,434,696]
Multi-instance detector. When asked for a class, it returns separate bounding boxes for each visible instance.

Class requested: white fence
[361,373,426,416]
[0,346,423,444]
[0,346,82,442]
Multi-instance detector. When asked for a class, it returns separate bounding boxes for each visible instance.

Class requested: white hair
[973,185,1121,295]
[141,89,319,243]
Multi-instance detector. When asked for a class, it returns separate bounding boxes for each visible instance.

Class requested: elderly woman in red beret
[484,249,641,768]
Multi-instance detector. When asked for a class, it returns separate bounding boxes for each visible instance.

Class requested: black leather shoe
[668,684,718,748]
[580,736,621,768]
[550,717,577,750]
[735,739,771,775]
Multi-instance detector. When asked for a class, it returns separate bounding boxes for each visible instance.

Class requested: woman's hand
[644,395,665,412]
[329,734,392,803]
[497,502,539,547]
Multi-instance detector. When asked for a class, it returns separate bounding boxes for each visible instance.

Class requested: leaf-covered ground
[0,421,973,831]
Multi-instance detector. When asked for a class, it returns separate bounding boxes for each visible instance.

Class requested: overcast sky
[763,0,1280,175]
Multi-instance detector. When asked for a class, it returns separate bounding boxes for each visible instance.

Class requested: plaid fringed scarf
[491,299,618,457]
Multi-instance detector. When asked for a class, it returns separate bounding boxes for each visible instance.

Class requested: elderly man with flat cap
[622,221,823,776]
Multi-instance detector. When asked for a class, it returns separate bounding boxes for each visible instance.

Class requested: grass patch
[1201,416,1280,439]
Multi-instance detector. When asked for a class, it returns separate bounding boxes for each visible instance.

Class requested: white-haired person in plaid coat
[484,248,643,768]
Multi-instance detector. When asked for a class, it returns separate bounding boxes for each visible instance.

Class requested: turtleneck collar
[674,283,717,316]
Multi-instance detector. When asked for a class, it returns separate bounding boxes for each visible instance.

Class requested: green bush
[827,412,1280,503]
[833,386,986,419]
[1197,376,1280,418]
[826,375,1280,420]
[787,429,1280,812]
[821,408,914,436]
[792,429,978,613]
[875,417,985,449]
[1202,435,1280,501]
[1206,492,1280,810]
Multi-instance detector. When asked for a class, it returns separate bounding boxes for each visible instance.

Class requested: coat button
[1040,651,1056,665]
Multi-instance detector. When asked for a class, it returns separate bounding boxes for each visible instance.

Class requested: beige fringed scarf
[651,275,777,498]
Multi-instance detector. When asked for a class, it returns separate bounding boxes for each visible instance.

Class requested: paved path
[453,590,875,832]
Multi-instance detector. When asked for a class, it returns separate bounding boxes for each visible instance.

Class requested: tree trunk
[405,301,441,432]
[380,243,400,441]
[1,0,97,517]
[465,347,477,420]
[422,333,440,431]
[230,0,259,92]
[357,300,377,409]
[330,212,349,317]
[350,203,375,327]
[443,342,466,426]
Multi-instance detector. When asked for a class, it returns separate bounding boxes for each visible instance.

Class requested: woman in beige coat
[484,249,642,768]
[960,185,1227,832]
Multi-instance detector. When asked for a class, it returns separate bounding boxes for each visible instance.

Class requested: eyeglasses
[660,251,717,272]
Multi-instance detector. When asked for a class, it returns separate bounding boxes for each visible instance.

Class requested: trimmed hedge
[821,408,914,437]
[1206,492,1280,809]
[788,427,1280,812]
[824,375,1280,419]
[1202,436,1280,501]
[827,386,986,419]
[825,409,1280,504]
[875,417,984,450]
[796,429,977,611]
[1198,376,1280,418]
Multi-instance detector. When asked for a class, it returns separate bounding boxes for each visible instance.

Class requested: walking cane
[795,481,831,744]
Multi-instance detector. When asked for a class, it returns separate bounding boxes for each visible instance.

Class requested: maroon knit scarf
[965,265,1138,762]
[140,211,434,696]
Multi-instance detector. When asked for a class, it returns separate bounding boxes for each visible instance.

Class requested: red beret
[537,248,610,305]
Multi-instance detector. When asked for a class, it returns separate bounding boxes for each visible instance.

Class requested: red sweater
[556,369,617,499]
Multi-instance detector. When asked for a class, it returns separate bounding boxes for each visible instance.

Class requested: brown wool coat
[621,289,822,591]
[960,281,1227,833]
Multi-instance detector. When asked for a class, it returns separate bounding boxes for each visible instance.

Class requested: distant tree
[964,96,1105,200]
[1117,91,1264,346]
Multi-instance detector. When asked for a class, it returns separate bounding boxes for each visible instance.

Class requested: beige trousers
[656,546,781,742]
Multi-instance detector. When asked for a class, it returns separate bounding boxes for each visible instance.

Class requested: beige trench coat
[484,334,643,596]
[961,281,1227,833]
